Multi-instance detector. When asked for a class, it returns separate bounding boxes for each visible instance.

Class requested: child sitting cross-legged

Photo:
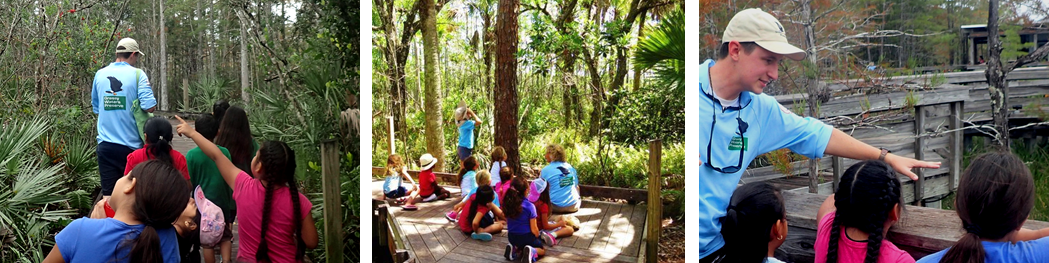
[529,178,575,246]
[383,154,417,203]
[503,176,545,263]
[458,184,506,241]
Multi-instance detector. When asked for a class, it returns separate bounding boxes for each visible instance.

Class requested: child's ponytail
[939,152,1033,263]
[256,141,305,262]
[121,160,191,263]
[467,185,495,226]
[458,155,477,185]
[144,117,174,166]
[719,182,784,263]
[502,177,528,219]
[826,160,900,263]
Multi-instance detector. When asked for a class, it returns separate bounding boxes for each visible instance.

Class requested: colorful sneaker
[504,244,518,261]
[445,211,457,222]
[470,232,493,241]
[525,245,539,263]
[423,194,438,202]
[540,231,558,246]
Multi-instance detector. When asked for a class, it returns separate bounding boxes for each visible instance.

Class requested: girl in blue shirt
[917,152,1049,263]
[44,160,189,263]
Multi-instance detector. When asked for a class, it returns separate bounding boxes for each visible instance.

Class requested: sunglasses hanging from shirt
[702,86,750,174]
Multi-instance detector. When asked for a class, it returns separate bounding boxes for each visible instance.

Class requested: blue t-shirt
[695,59,833,258]
[92,62,157,149]
[917,237,1049,263]
[56,217,180,263]
[458,120,476,148]
[540,162,580,208]
[460,171,477,197]
[383,173,403,194]
[507,201,538,234]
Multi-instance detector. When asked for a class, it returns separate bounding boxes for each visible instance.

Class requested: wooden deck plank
[414,223,449,261]
[622,204,648,257]
[589,202,624,251]
[421,223,457,259]
[555,201,593,247]
[375,181,648,262]
[572,201,611,250]
[603,202,637,253]
[399,220,437,263]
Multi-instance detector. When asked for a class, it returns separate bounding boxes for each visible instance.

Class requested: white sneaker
[423,194,438,202]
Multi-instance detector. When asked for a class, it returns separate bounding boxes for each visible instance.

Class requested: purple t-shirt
[507,201,537,234]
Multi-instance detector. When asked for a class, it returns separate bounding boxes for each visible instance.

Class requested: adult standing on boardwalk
[455,102,482,162]
[92,38,157,200]
[695,9,941,262]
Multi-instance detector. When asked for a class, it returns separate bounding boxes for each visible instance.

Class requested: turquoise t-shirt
[917,236,1049,263]
[460,171,477,197]
[540,162,580,208]
[91,62,157,149]
[56,218,180,262]
[695,59,833,258]
[458,120,476,148]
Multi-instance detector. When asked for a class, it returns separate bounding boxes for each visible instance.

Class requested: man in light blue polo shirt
[91,38,157,200]
[540,143,580,214]
[696,9,941,262]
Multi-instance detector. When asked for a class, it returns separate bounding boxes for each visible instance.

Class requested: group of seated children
[382,145,582,262]
[719,151,1049,263]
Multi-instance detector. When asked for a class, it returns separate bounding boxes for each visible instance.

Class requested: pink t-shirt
[494,181,512,199]
[234,171,313,263]
[815,211,914,263]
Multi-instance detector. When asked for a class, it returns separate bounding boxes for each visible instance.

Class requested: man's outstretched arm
[824,128,940,180]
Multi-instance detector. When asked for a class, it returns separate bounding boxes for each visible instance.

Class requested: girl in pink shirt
[815,160,913,263]
[175,116,319,263]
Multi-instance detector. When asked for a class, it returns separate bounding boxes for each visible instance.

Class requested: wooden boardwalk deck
[371,181,646,263]
[168,118,241,261]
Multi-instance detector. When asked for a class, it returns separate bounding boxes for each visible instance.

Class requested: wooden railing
[781,191,1049,262]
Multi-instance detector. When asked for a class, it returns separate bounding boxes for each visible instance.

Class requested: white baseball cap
[116,38,144,55]
[722,8,806,61]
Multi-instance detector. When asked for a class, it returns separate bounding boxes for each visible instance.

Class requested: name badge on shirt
[728,136,748,151]
[559,176,574,187]
[103,96,127,111]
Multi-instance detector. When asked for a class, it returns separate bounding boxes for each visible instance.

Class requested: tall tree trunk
[422,0,446,171]
[801,0,822,193]
[482,11,493,102]
[985,0,1010,150]
[160,0,168,111]
[556,0,579,127]
[495,0,521,173]
[377,0,408,147]
[632,11,647,92]
[239,15,251,105]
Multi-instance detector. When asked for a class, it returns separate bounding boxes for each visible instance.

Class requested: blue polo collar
[699,59,753,111]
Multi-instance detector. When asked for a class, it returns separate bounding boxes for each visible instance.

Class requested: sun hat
[419,153,437,170]
[722,8,805,61]
[454,101,468,122]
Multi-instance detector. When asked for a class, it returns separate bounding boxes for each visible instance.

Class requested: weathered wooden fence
[778,191,1049,263]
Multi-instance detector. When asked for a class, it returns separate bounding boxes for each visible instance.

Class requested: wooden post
[387,116,395,156]
[182,78,189,111]
[646,140,662,263]
[320,140,344,263]
[948,102,963,191]
[913,106,926,206]
[831,156,844,192]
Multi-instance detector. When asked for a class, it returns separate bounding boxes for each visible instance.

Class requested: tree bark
[985,0,1010,150]
[495,0,521,173]
[160,0,168,111]
[555,0,580,126]
[801,0,822,193]
[239,14,250,105]
[422,0,446,172]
